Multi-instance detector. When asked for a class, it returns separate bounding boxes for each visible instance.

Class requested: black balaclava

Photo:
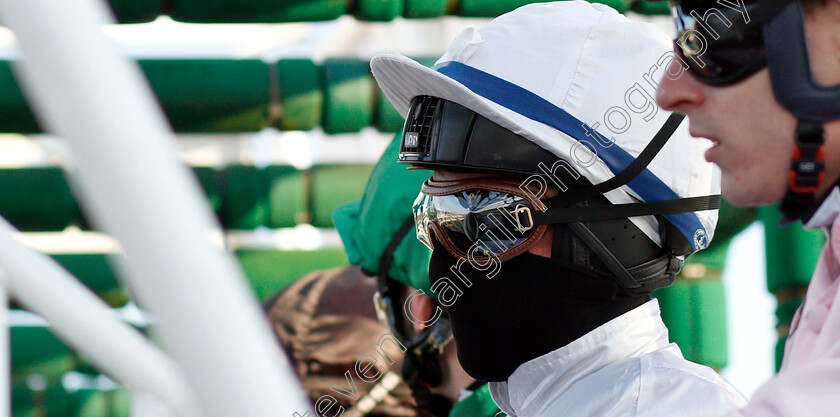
[428,241,649,382]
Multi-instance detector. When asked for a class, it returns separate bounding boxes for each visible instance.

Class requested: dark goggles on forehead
[670,0,792,85]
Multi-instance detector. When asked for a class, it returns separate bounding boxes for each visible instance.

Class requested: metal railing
[0,0,315,416]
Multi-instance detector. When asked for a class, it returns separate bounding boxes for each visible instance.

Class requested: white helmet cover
[371,0,720,250]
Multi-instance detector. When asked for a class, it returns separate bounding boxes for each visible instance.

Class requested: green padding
[375,88,405,133]
[684,241,729,271]
[11,325,75,387]
[632,0,670,15]
[68,388,130,417]
[276,59,323,131]
[355,0,404,21]
[587,0,632,12]
[0,61,40,133]
[309,164,375,228]
[139,59,270,132]
[776,297,804,330]
[458,0,630,16]
[775,336,786,372]
[714,199,757,246]
[50,254,128,308]
[221,165,268,229]
[107,0,162,23]
[266,165,307,228]
[759,205,824,293]
[322,58,375,134]
[0,168,77,231]
[221,165,305,229]
[13,385,72,417]
[654,278,728,369]
[457,0,537,17]
[191,166,222,216]
[168,0,348,22]
[404,0,449,17]
[235,249,349,300]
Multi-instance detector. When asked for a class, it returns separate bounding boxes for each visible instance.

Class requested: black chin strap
[780,119,826,224]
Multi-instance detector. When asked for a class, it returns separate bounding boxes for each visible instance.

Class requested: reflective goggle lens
[414,189,537,258]
[672,4,766,85]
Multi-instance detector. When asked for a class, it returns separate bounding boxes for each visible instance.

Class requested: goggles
[414,177,548,263]
[670,0,792,85]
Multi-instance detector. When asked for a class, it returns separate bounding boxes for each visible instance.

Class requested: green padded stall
[0,168,78,231]
[404,0,449,18]
[655,277,729,369]
[11,324,75,388]
[354,0,404,21]
[139,59,270,132]
[265,165,307,228]
[275,59,323,131]
[236,248,349,300]
[66,387,130,417]
[759,205,824,293]
[632,0,670,15]
[220,165,269,229]
[50,254,128,308]
[167,0,348,23]
[321,58,375,134]
[457,0,631,17]
[13,384,73,417]
[309,164,375,228]
[0,61,40,133]
[375,88,405,133]
[220,165,305,229]
[107,0,162,23]
[759,204,823,369]
[191,166,223,217]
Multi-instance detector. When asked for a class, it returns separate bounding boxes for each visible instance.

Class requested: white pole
[0,265,9,417]
[0,216,199,417]
[0,1,313,417]
[130,390,177,417]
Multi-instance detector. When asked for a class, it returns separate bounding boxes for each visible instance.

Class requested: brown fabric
[267,266,419,417]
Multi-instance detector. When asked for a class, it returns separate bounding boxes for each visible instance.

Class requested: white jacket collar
[489,299,670,417]
[805,186,840,231]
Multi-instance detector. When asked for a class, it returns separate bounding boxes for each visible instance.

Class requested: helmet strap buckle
[781,119,826,223]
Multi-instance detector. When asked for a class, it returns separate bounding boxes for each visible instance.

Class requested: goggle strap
[533,195,721,225]
[542,113,685,210]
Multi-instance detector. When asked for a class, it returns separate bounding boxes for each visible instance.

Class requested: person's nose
[656,55,705,113]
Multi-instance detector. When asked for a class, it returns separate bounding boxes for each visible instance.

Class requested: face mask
[428,242,649,382]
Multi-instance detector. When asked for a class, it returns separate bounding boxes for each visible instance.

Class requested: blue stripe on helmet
[435,61,708,251]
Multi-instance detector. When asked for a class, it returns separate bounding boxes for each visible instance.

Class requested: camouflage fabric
[266,266,418,417]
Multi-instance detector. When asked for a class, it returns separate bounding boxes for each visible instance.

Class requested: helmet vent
[401,95,440,158]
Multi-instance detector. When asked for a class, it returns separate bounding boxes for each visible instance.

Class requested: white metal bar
[131,389,177,417]
[0,263,9,417]
[0,1,313,417]
[0,216,200,417]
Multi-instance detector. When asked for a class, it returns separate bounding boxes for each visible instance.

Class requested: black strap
[780,120,825,224]
[377,215,417,284]
[542,113,685,209]
[533,195,721,225]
